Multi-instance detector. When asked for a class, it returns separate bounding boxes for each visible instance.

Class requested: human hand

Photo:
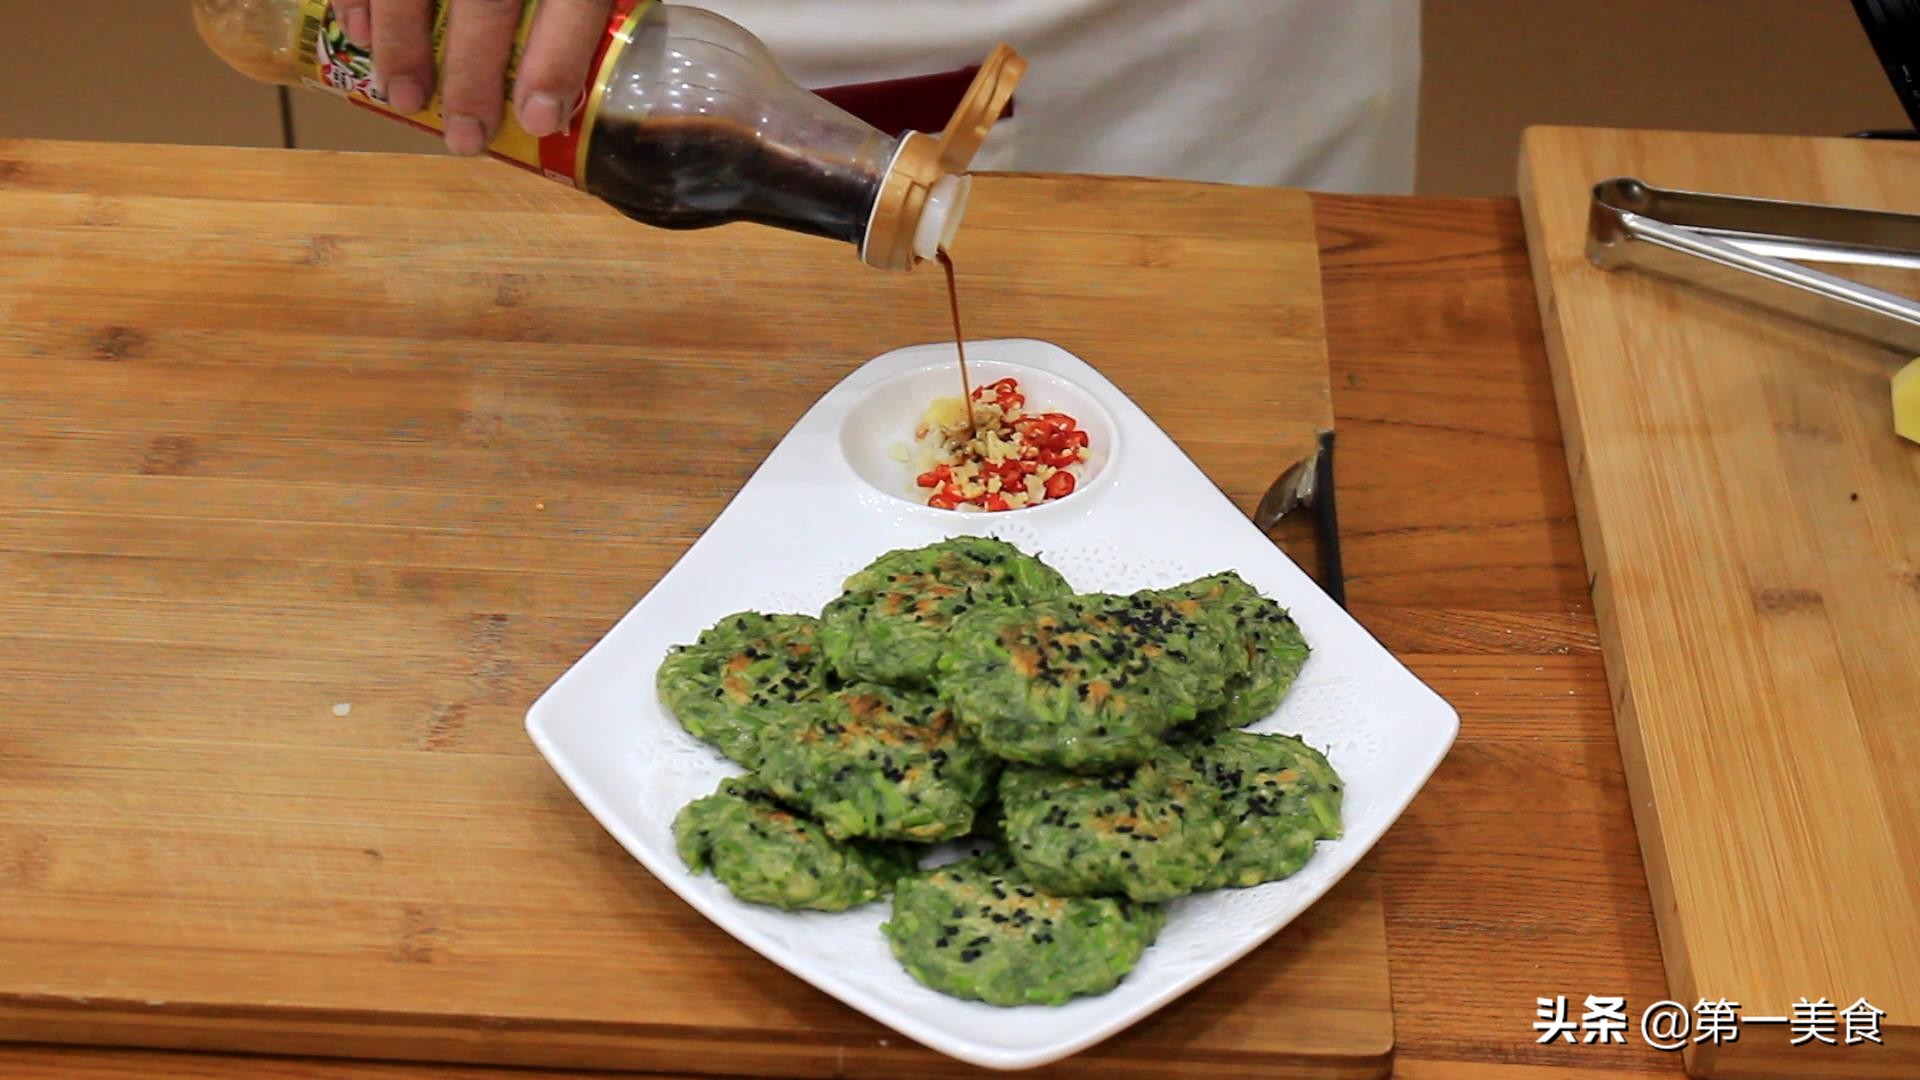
[329,0,614,154]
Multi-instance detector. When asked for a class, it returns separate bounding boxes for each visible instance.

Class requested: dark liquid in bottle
[936,249,975,439]
[584,116,886,244]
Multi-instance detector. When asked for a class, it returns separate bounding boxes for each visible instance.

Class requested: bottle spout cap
[912,173,972,261]
[861,43,1025,271]
[935,44,1027,173]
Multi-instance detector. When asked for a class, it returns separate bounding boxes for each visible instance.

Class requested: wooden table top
[1,191,1684,1080]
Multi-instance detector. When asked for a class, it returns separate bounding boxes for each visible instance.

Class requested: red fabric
[811,65,1014,138]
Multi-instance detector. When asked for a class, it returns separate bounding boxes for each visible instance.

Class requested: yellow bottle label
[295,0,651,186]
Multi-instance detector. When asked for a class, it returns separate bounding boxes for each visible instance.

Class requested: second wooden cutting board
[1520,126,1920,1080]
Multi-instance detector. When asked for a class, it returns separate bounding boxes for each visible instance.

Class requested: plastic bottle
[192,1,1023,270]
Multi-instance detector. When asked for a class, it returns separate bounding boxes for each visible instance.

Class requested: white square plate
[525,339,1457,1071]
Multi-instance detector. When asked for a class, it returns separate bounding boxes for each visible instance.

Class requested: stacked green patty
[656,537,1341,1007]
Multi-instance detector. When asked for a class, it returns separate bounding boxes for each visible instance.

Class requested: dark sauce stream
[935,249,976,439]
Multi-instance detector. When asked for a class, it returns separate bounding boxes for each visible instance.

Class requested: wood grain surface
[1317,194,1676,1079]
[1519,126,1920,1079]
[0,171,1694,1075]
[0,139,1389,1078]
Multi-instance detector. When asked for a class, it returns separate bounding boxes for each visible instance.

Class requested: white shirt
[683,0,1421,194]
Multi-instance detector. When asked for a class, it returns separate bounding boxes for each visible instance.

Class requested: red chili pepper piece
[1043,471,1075,499]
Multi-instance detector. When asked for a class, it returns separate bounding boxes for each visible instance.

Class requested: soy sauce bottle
[193,1,1024,270]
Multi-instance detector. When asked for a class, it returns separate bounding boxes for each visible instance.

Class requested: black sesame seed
[960,948,981,963]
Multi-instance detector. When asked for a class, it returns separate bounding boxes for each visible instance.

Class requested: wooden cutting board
[1519,126,1920,1079]
[0,139,1387,1078]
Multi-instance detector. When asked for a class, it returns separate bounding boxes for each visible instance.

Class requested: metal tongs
[1587,178,1920,355]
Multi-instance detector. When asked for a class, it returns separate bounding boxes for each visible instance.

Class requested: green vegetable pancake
[673,777,917,912]
[655,536,1344,1007]
[1173,572,1312,732]
[656,612,826,767]
[937,590,1244,772]
[1193,731,1343,888]
[756,683,999,842]
[998,748,1228,902]
[883,853,1166,1006]
[820,536,1071,686]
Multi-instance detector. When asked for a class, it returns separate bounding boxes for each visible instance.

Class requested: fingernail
[387,75,427,115]
[344,8,371,47]
[518,93,566,137]
[445,115,489,156]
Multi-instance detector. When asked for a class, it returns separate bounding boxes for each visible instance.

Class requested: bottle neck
[577,2,905,248]
[580,118,901,246]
